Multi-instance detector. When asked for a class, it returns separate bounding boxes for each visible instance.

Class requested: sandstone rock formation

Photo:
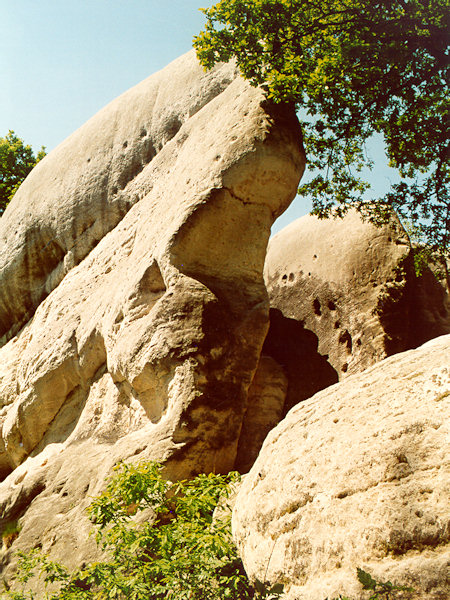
[0,50,304,580]
[0,51,242,347]
[233,333,450,600]
[264,211,450,412]
[235,355,288,473]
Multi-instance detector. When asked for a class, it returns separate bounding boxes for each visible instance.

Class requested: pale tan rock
[264,211,450,412]
[232,334,450,600]
[0,51,240,346]
[0,51,304,581]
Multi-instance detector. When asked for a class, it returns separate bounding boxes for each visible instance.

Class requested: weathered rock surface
[0,50,304,579]
[264,212,450,412]
[233,334,450,600]
[235,355,288,473]
[0,51,240,346]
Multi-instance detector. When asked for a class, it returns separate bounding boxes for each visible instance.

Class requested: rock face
[235,355,288,473]
[0,50,304,578]
[232,334,450,600]
[0,51,242,346]
[264,212,450,412]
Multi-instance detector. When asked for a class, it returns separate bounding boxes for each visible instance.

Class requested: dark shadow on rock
[263,308,338,415]
[376,256,450,357]
[407,265,450,346]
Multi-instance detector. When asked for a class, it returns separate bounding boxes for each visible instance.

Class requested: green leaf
[357,568,377,590]
[254,578,266,595]
[193,0,450,289]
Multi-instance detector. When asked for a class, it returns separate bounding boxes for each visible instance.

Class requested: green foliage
[0,463,413,600]
[1,521,22,550]
[0,131,46,215]
[404,219,450,291]
[356,567,414,599]
[194,0,449,267]
[3,462,254,600]
[327,568,414,600]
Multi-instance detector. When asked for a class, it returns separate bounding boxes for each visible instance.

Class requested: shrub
[3,462,255,599]
[2,521,22,550]
[2,462,412,600]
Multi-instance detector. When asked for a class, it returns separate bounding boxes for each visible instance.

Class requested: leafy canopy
[194,0,449,270]
[0,131,46,216]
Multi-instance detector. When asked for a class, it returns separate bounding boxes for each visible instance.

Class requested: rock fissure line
[223,186,275,216]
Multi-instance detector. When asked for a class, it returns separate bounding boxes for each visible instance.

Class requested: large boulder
[0,50,304,579]
[232,334,450,600]
[0,51,240,346]
[264,212,450,412]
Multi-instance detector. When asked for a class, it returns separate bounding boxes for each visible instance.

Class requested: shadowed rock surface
[0,51,304,581]
[264,211,450,413]
[233,334,450,600]
[235,355,288,473]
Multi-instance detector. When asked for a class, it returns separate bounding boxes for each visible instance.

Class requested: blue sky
[1,1,209,151]
[1,1,399,233]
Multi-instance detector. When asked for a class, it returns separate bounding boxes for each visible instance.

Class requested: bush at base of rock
[4,462,250,600]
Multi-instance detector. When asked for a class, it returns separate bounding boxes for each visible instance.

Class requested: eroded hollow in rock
[263,308,338,415]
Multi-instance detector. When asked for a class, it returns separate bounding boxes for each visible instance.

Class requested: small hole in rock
[123,141,128,148]
[282,274,288,281]
[338,330,353,351]
[14,472,27,485]
[334,321,340,329]
[328,300,336,311]
[341,363,348,373]
[288,273,295,282]
[313,298,322,316]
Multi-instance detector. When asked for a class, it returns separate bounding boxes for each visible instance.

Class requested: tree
[0,131,46,216]
[193,0,449,285]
